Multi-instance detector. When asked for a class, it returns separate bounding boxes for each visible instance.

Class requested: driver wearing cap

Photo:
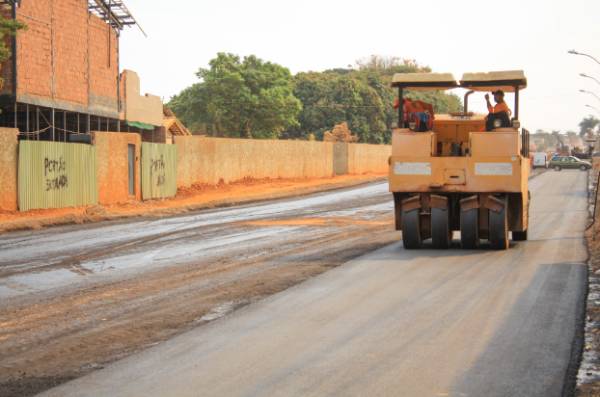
[484,90,512,130]
[485,90,511,117]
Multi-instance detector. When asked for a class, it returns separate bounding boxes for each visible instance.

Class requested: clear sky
[119,0,600,133]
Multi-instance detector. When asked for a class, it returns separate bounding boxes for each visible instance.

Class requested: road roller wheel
[401,209,422,249]
[431,206,451,249]
[489,205,509,250]
[512,230,528,241]
[460,208,479,249]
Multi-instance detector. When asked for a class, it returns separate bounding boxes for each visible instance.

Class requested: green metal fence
[141,142,177,200]
[18,141,98,211]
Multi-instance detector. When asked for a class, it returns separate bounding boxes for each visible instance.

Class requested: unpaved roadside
[0,181,396,397]
[0,173,385,234]
[577,170,600,397]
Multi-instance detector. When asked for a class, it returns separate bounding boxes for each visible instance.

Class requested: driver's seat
[486,112,511,131]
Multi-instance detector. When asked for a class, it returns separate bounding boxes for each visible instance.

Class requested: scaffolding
[0,0,145,35]
[87,0,146,35]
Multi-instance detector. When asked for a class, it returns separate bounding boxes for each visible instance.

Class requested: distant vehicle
[572,152,591,160]
[549,156,591,171]
[532,152,547,169]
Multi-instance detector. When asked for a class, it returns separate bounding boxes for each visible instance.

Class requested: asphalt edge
[562,169,594,397]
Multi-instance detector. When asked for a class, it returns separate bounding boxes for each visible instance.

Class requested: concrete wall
[174,136,390,188]
[93,131,141,205]
[4,132,389,212]
[175,137,335,187]
[0,128,18,211]
[347,143,391,174]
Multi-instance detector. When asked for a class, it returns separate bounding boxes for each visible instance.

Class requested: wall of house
[93,131,141,205]
[121,70,163,127]
[88,13,119,117]
[3,0,119,118]
[0,128,18,211]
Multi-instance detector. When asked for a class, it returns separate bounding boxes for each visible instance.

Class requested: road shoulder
[0,173,386,234]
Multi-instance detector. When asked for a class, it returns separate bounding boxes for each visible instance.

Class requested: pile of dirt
[323,122,359,143]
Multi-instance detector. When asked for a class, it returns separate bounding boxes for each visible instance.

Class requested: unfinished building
[0,0,163,142]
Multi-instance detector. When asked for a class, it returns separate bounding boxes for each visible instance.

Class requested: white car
[532,152,548,169]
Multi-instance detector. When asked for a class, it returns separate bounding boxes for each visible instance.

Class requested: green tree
[578,115,599,137]
[288,71,388,143]
[0,14,25,64]
[288,57,462,144]
[170,53,301,139]
[0,14,25,88]
[170,53,462,143]
[168,83,207,133]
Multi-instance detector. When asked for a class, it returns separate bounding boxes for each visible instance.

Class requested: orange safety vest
[488,101,511,116]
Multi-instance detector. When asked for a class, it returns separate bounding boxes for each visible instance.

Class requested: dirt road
[36,170,588,397]
[0,182,396,396]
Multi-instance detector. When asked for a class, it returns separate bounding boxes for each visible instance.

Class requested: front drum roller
[489,198,509,250]
[401,209,422,249]
[431,205,451,249]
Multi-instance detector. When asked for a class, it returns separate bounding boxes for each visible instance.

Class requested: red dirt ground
[0,174,386,234]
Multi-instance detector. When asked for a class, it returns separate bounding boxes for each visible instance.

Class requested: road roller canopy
[391,73,458,91]
[460,70,527,92]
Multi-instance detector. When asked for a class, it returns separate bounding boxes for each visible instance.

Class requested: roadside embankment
[577,169,600,396]
[0,173,386,234]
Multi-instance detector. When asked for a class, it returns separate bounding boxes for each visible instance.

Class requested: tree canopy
[169,54,462,143]
[170,53,301,139]
[0,14,25,87]
[0,15,24,64]
[579,115,599,137]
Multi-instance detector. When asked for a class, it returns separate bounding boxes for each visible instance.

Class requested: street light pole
[586,104,600,116]
[580,89,600,103]
[580,73,600,86]
[569,50,600,66]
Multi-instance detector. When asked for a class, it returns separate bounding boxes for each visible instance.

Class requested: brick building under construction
[0,0,164,142]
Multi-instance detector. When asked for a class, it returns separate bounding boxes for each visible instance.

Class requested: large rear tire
[402,210,422,249]
[460,208,479,249]
[489,205,509,250]
[431,206,451,249]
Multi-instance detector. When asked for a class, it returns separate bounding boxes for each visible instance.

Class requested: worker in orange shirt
[485,90,511,116]
[485,90,512,130]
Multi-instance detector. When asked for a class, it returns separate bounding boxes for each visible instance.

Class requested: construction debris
[323,122,358,143]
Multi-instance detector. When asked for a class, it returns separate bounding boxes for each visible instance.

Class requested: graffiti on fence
[141,143,177,199]
[150,155,166,187]
[44,157,68,191]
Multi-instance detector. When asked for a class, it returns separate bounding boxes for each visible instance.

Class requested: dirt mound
[323,122,359,143]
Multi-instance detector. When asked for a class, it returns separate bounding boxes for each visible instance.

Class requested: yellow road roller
[389,71,530,250]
